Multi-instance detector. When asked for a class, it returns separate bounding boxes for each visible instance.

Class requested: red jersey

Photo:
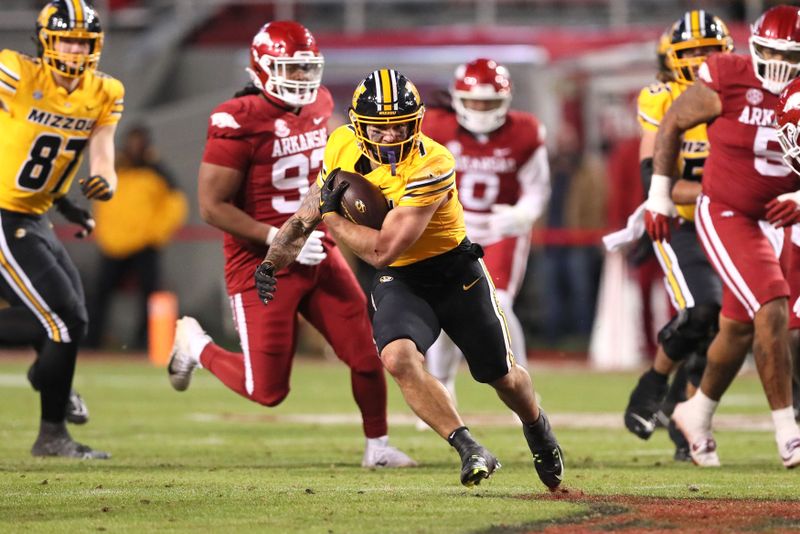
[422,107,549,245]
[202,88,333,293]
[699,53,798,218]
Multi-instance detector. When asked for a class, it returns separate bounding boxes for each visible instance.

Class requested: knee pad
[658,304,720,362]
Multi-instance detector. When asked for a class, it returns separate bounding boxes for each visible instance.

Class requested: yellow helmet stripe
[379,69,393,111]
[65,0,86,26]
[691,10,701,38]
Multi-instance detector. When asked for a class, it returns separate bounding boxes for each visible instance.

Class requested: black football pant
[0,209,88,423]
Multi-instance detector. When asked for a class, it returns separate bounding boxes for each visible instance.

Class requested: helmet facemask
[451,89,510,134]
[349,109,424,168]
[749,37,800,94]
[668,40,731,83]
[248,51,324,107]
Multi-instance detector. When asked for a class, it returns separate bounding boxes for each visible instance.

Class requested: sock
[681,389,718,431]
[448,426,479,460]
[199,343,248,396]
[366,435,388,448]
[351,369,388,439]
[36,340,78,423]
[642,368,669,385]
[188,333,212,363]
[772,406,800,447]
[37,419,70,440]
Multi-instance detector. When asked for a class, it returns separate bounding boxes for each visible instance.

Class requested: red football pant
[695,194,791,323]
[200,247,388,438]
[481,235,530,296]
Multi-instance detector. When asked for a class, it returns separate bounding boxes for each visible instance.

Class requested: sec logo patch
[746,88,764,106]
[379,276,393,283]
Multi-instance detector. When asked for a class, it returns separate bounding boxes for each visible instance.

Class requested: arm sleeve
[640,157,653,196]
[514,144,550,222]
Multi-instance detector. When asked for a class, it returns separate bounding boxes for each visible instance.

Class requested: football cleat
[523,411,565,490]
[28,364,89,425]
[779,436,800,468]
[31,422,109,460]
[624,372,668,440]
[361,437,418,468]
[167,316,209,392]
[671,401,720,467]
[66,390,89,425]
[459,446,501,487]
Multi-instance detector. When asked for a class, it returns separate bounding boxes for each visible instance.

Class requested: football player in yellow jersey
[0,0,122,459]
[254,69,564,490]
[624,10,731,460]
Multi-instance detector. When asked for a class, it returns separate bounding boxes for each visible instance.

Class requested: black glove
[254,261,277,304]
[54,197,95,238]
[79,175,113,201]
[319,167,349,218]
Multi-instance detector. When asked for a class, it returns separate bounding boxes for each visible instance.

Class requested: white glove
[645,174,677,217]
[295,230,327,266]
[488,204,535,237]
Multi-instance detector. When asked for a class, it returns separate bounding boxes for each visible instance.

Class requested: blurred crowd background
[0,0,783,361]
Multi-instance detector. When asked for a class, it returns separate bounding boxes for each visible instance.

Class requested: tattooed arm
[652,83,722,178]
[261,183,323,271]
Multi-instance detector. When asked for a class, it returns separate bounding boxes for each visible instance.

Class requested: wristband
[265,226,279,245]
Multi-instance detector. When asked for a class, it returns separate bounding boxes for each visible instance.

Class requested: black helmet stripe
[389,69,398,111]
[372,69,382,111]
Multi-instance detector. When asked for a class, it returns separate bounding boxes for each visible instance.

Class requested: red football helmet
[749,5,800,94]
[247,21,324,107]
[451,58,512,134]
[777,76,800,176]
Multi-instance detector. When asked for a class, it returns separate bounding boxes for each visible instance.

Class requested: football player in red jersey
[645,5,800,468]
[419,58,549,409]
[166,22,415,468]
[774,76,800,422]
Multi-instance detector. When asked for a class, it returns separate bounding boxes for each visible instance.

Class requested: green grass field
[1,354,799,533]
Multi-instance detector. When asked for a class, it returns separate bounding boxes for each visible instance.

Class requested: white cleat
[362,437,418,468]
[672,401,721,467]
[167,316,210,392]
[779,436,800,469]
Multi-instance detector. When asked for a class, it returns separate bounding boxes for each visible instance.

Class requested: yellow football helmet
[667,10,733,84]
[36,0,104,78]
[348,69,425,167]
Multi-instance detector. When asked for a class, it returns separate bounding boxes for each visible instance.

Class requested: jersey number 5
[16,134,87,194]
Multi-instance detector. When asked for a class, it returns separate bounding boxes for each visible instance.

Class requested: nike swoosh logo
[629,413,655,434]
[462,277,481,291]
[313,117,325,125]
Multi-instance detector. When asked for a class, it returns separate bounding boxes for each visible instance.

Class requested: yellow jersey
[317,125,465,267]
[0,49,124,214]
[637,81,708,221]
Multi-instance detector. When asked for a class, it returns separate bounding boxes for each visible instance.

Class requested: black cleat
[523,411,564,490]
[668,419,691,462]
[459,447,501,487]
[31,421,109,459]
[66,390,89,425]
[624,370,668,440]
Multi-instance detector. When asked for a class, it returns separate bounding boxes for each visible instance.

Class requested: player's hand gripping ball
[331,170,389,230]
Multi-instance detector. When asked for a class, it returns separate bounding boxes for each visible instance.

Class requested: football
[332,170,389,230]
